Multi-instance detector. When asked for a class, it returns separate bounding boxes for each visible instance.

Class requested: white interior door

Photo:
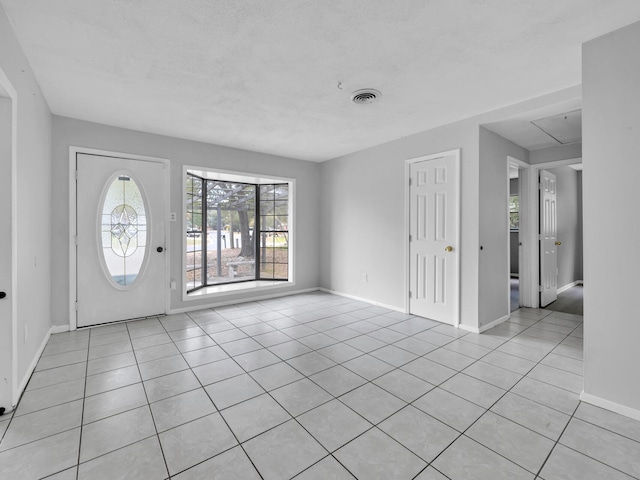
[409,152,459,325]
[0,95,14,409]
[76,153,167,327]
[540,169,558,307]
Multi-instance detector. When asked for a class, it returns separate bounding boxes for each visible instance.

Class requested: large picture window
[185,171,290,293]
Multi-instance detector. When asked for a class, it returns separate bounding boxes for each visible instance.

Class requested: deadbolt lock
[555,241,562,246]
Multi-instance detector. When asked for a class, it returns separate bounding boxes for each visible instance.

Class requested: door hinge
[75,170,78,180]
[409,291,412,298]
[75,301,79,312]
[538,285,543,293]
[409,178,412,186]
[409,234,412,242]
[74,235,78,246]
[538,183,543,190]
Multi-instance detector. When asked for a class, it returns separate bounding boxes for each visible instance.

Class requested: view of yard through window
[509,195,519,230]
[186,172,290,292]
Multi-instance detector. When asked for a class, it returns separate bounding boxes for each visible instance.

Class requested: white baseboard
[580,391,640,422]
[318,288,405,313]
[459,313,510,334]
[170,287,320,314]
[558,280,583,295]
[15,326,53,408]
[50,325,70,334]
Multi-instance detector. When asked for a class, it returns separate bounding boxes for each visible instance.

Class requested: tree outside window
[509,195,519,230]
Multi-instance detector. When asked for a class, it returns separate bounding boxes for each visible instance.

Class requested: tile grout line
[418,313,584,477]
[161,310,267,480]
[125,318,173,480]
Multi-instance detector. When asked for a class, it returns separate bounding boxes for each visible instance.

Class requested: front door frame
[69,147,171,330]
[404,149,461,326]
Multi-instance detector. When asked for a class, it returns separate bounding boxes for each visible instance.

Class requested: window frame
[183,166,294,298]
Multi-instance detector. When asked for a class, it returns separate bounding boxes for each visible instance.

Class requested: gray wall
[319,88,580,331]
[583,20,640,413]
[0,6,53,404]
[548,166,583,288]
[320,117,482,329]
[51,116,321,325]
[530,143,582,164]
[478,128,529,326]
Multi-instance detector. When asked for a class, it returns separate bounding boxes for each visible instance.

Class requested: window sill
[184,280,292,301]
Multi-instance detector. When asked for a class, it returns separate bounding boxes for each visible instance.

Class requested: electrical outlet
[170,212,177,222]
[362,274,368,283]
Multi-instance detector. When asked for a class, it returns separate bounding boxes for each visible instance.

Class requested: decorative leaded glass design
[101,175,147,286]
[110,204,139,257]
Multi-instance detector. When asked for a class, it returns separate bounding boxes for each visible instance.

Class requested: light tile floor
[1,292,639,479]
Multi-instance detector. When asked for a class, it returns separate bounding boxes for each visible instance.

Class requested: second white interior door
[409,151,459,325]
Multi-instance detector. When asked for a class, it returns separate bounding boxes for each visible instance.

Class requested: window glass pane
[186,175,204,291]
[509,195,519,229]
[261,216,275,231]
[101,175,147,287]
[274,263,288,280]
[260,185,275,201]
[274,184,288,201]
[257,183,289,282]
[205,182,256,284]
[186,176,289,291]
[260,262,274,279]
[274,201,288,216]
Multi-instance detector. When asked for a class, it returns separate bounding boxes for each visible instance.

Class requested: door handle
[555,241,562,246]
[444,246,453,252]
[157,247,164,253]
[0,292,6,299]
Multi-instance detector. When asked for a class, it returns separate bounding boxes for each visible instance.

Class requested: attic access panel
[531,109,582,145]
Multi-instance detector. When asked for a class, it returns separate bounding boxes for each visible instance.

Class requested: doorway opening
[485,99,584,316]
[507,158,583,314]
[537,162,583,315]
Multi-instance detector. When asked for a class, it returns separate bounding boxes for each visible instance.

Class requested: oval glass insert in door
[100,173,149,287]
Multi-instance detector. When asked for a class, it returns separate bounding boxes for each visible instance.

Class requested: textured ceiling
[3,0,640,161]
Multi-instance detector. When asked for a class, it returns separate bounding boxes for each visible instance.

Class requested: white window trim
[182,165,295,302]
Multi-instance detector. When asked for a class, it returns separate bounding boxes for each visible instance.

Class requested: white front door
[76,153,167,327]
[540,169,558,307]
[409,151,460,325]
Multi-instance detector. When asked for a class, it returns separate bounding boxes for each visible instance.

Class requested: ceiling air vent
[351,89,381,105]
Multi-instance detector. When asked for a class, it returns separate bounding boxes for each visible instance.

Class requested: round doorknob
[444,246,453,252]
[555,241,562,246]
[157,247,164,253]
[0,292,6,299]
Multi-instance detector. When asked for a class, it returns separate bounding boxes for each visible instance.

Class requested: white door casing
[408,151,460,325]
[0,94,15,409]
[540,169,558,307]
[76,153,167,327]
